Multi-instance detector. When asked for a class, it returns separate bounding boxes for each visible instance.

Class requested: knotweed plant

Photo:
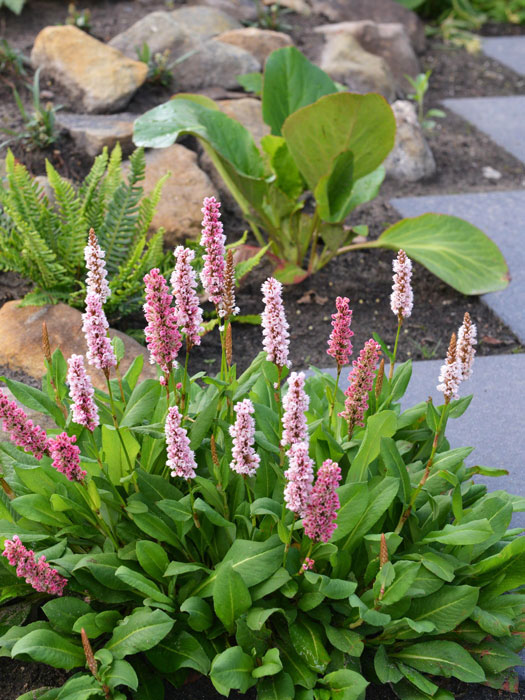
[0,230,522,700]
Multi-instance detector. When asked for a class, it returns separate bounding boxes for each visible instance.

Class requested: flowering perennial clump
[303,459,342,543]
[390,249,413,319]
[165,406,197,480]
[171,246,203,348]
[339,339,382,436]
[0,390,49,459]
[200,196,226,306]
[327,296,353,368]
[84,228,111,303]
[261,277,290,369]
[229,399,260,477]
[284,441,314,517]
[67,354,99,431]
[281,371,309,447]
[82,292,116,373]
[3,536,67,595]
[144,268,181,377]
[48,433,86,482]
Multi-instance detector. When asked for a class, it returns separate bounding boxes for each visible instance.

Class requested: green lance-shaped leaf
[11,629,84,670]
[321,669,369,700]
[407,584,479,634]
[374,213,509,295]
[213,562,252,633]
[392,641,485,683]
[210,646,255,695]
[106,607,174,659]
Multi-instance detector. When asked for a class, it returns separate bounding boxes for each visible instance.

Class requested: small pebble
[482,166,502,180]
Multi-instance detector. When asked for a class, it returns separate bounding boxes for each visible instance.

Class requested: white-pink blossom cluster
[82,292,117,372]
[84,229,111,303]
[171,246,203,348]
[229,399,260,477]
[200,196,226,306]
[457,312,477,381]
[165,406,197,480]
[390,249,413,319]
[437,333,461,403]
[281,371,309,447]
[261,277,290,369]
[67,354,99,431]
[284,441,314,517]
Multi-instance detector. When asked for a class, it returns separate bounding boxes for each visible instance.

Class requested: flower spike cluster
[165,406,197,480]
[48,433,86,482]
[457,312,477,381]
[261,277,290,369]
[3,536,67,595]
[281,372,309,447]
[85,228,111,303]
[0,390,49,459]
[171,246,203,348]
[437,332,462,403]
[229,399,260,477]
[67,355,99,432]
[200,196,226,306]
[143,268,181,376]
[284,441,314,517]
[303,459,341,543]
[390,249,413,319]
[220,249,240,320]
[327,296,353,368]
[339,339,381,436]
[82,292,117,373]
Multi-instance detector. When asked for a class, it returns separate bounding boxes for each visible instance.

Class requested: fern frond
[45,161,86,271]
[100,143,123,206]
[78,147,109,232]
[135,171,170,241]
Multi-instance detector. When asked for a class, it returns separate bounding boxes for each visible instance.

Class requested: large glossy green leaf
[375,214,509,295]
[407,585,479,633]
[42,597,92,634]
[393,641,485,683]
[331,482,368,543]
[106,607,174,659]
[210,646,255,694]
[422,519,493,545]
[11,629,84,670]
[314,150,354,223]
[339,477,399,552]
[213,562,251,633]
[348,411,397,482]
[283,92,395,191]
[322,669,369,700]
[262,47,338,136]
[289,619,330,673]
[147,629,210,675]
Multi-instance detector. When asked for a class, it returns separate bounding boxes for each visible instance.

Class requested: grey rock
[483,36,525,77]
[384,100,436,181]
[31,26,147,114]
[318,33,396,102]
[443,95,525,166]
[170,5,241,39]
[263,0,311,14]
[391,190,525,343]
[56,112,136,157]
[315,20,419,93]
[108,11,193,61]
[310,0,426,54]
[185,0,258,23]
[172,40,260,91]
[216,27,293,65]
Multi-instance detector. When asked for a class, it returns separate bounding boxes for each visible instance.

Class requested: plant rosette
[0,219,523,700]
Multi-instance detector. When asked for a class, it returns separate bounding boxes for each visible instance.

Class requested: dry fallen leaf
[297,290,328,306]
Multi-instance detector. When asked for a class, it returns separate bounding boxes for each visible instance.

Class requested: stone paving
[483,36,525,76]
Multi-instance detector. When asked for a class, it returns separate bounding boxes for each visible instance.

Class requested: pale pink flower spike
[390,249,413,319]
[48,433,87,482]
[67,354,99,432]
[84,229,111,303]
[3,536,67,596]
[284,441,314,517]
[165,406,197,480]
[143,268,181,376]
[82,292,116,373]
[339,339,381,436]
[303,459,342,543]
[171,246,204,348]
[261,277,290,369]
[327,296,353,368]
[457,312,477,381]
[437,333,461,403]
[281,371,309,447]
[229,399,260,477]
[0,390,49,459]
[200,196,226,306]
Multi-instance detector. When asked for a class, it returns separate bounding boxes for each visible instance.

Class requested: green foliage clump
[134,47,508,295]
[0,145,170,319]
[0,264,523,699]
[0,0,25,14]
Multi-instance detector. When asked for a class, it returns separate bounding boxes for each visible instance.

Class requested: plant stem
[115,365,126,404]
[283,514,297,568]
[105,374,133,474]
[306,210,320,274]
[88,431,104,470]
[389,316,403,381]
[244,475,256,529]
[329,365,342,424]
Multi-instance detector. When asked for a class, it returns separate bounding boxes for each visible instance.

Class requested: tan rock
[126,144,218,245]
[170,6,241,39]
[384,100,436,182]
[217,97,270,144]
[0,301,155,392]
[31,26,148,114]
[315,21,419,92]
[186,0,258,23]
[217,27,293,64]
[319,34,396,102]
[56,112,136,157]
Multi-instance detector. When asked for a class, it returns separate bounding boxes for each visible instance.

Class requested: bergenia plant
[0,206,522,700]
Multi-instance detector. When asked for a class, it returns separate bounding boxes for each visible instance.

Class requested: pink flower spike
[82,292,116,373]
[84,229,111,303]
[281,372,309,448]
[200,196,226,306]
[3,536,67,596]
[301,557,315,572]
[437,333,461,403]
[67,354,99,432]
[457,312,477,381]
[48,433,86,482]
[339,339,381,437]
[327,296,353,368]
[166,406,197,480]
[303,459,342,543]
[390,249,413,320]
[143,268,182,375]
[284,441,314,517]
[229,399,260,477]
[0,390,50,459]
[261,277,290,369]
[171,246,204,348]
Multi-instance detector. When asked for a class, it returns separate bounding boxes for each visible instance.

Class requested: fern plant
[0,145,170,320]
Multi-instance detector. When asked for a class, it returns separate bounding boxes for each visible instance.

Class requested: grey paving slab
[391,191,525,343]
[483,36,525,76]
[442,95,525,164]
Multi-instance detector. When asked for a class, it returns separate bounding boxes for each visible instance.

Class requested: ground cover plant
[0,144,169,319]
[133,47,508,296]
[0,197,523,700]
